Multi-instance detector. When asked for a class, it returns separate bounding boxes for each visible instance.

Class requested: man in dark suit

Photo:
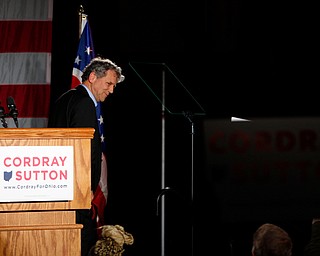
[48,57,124,256]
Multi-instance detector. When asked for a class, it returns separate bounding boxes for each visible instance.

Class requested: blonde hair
[89,225,133,256]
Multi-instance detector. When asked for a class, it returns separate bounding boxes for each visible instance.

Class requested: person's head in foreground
[89,225,133,256]
[252,223,292,256]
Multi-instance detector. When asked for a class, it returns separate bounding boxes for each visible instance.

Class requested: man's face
[91,69,118,102]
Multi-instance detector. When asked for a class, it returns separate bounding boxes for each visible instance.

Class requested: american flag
[0,0,52,128]
[71,11,108,230]
[71,11,95,89]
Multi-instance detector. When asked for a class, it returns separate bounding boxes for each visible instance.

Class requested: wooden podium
[0,128,94,256]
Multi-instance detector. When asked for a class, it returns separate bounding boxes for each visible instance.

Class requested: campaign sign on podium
[0,145,74,202]
[0,128,93,256]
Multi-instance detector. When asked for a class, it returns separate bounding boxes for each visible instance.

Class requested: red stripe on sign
[0,21,52,53]
[0,84,50,117]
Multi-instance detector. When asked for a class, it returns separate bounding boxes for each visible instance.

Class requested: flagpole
[78,5,84,38]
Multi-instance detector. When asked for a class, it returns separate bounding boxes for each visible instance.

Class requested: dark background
[51,0,318,255]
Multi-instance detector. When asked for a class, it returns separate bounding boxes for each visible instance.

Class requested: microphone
[7,96,19,128]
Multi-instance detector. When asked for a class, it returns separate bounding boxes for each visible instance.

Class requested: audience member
[89,225,134,256]
[251,223,292,256]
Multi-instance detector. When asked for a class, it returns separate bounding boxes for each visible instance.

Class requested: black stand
[129,62,205,256]
[0,98,19,128]
[183,111,195,256]
[0,105,8,128]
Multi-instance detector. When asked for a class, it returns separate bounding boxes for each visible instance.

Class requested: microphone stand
[7,97,19,128]
[0,102,19,128]
[1,118,8,128]
[0,105,8,128]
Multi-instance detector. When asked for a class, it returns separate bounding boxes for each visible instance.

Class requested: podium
[0,128,93,255]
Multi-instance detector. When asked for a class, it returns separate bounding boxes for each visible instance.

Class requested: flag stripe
[0,0,52,128]
[0,0,53,20]
[0,53,51,84]
[0,84,50,117]
[71,68,83,89]
[2,118,48,128]
[0,21,52,53]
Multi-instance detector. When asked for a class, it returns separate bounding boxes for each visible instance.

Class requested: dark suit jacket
[48,85,101,192]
